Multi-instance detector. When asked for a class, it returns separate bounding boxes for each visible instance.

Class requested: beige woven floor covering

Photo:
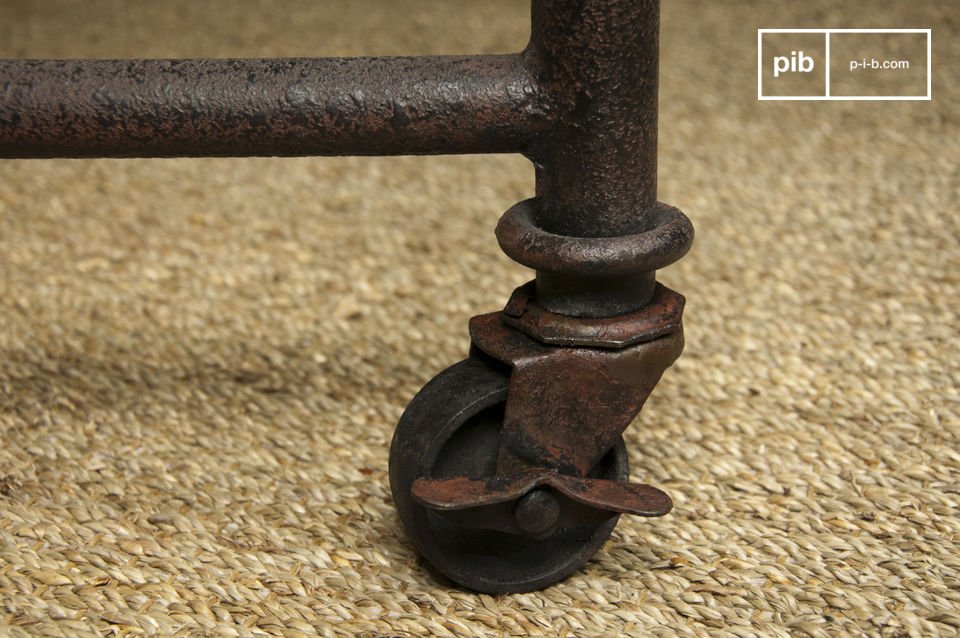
[1,1,957,636]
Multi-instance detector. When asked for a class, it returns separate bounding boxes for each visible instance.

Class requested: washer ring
[495,198,694,276]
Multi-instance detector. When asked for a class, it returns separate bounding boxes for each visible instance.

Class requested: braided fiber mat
[1,1,957,636]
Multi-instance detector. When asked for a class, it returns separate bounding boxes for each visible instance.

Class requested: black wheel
[389,356,629,593]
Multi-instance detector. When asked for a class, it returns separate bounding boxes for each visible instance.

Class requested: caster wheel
[389,356,629,593]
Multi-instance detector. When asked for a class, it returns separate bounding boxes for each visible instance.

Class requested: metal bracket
[411,284,684,533]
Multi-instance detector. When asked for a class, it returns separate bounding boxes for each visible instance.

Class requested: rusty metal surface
[495,196,693,316]
[496,194,692,317]
[470,311,683,478]
[497,199,693,277]
[522,0,689,316]
[503,280,685,348]
[412,471,672,517]
[528,0,661,239]
[0,55,547,158]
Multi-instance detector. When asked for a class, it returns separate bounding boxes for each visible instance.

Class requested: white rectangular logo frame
[757,28,932,101]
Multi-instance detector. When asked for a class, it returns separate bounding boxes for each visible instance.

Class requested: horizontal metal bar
[0,55,548,158]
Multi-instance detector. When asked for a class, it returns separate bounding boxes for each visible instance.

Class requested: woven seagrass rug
[1,1,957,636]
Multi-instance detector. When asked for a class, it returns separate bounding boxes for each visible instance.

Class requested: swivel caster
[389,282,686,593]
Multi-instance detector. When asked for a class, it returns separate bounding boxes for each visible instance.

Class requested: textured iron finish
[412,472,672,517]
[495,195,692,316]
[497,199,693,277]
[520,0,690,316]
[503,281,685,348]
[0,56,547,158]
[527,0,661,239]
[469,311,683,478]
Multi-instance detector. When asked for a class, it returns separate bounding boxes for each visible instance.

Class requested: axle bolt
[514,489,560,535]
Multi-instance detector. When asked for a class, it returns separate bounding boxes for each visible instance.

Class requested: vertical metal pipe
[525,0,666,317]
[527,0,661,238]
